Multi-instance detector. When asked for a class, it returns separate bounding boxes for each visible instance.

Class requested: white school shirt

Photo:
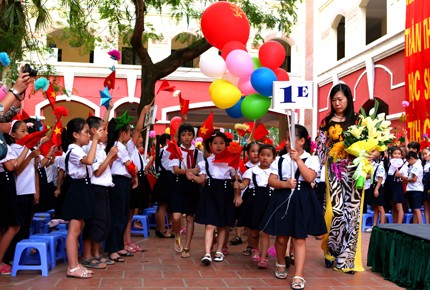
[126,139,144,172]
[10,143,35,195]
[110,141,131,177]
[406,161,424,192]
[424,161,430,173]
[198,155,236,179]
[157,146,173,172]
[242,166,273,189]
[0,145,14,172]
[65,144,93,179]
[270,152,320,181]
[372,160,386,185]
[170,144,204,171]
[83,141,114,187]
[45,163,56,183]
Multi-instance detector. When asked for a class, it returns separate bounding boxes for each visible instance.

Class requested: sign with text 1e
[144,105,158,127]
[271,81,314,110]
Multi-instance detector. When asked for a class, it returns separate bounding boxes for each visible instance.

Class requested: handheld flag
[198,112,214,140]
[254,123,269,141]
[156,80,176,95]
[17,128,49,149]
[178,92,189,116]
[103,70,116,90]
[45,83,56,109]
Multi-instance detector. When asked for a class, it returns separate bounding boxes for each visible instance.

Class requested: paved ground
[0,225,403,289]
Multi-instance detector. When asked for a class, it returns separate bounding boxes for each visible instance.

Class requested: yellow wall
[47,30,93,63]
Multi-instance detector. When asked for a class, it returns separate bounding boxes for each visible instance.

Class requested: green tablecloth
[367,224,430,290]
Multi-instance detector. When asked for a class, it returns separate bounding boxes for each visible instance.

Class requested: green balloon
[252,57,261,69]
[241,93,271,120]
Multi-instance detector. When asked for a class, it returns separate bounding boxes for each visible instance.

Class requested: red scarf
[180,147,195,168]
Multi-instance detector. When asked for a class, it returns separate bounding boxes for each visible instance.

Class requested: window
[89,50,94,63]
[365,0,387,44]
[58,49,63,62]
[337,17,345,61]
[121,47,141,65]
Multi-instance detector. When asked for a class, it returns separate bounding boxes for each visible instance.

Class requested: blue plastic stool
[31,217,49,235]
[361,213,374,232]
[34,212,51,222]
[131,215,150,238]
[143,206,168,229]
[12,239,52,276]
[31,233,67,267]
[404,212,426,224]
[384,213,393,223]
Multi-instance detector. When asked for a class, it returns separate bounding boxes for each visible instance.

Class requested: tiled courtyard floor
[0,225,403,289]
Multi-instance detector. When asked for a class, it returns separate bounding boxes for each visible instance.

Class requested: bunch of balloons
[200,2,289,120]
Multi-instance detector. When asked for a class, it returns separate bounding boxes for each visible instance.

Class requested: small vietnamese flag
[178,92,189,116]
[198,112,214,140]
[104,70,116,90]
[46,82,56,109]
[156,80,176,95]
[51,118,63,147]
[253,123,269,141]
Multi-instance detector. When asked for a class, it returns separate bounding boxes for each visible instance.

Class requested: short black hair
[406,151,419,160]
[204,131,230,153]
[407,142,420,152]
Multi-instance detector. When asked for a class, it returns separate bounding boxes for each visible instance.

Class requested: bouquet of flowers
[342,101,394,189]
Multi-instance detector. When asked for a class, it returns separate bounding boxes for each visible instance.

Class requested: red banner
[405,0,430,141]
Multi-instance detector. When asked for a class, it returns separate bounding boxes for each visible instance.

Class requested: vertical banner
[405,0,430,141]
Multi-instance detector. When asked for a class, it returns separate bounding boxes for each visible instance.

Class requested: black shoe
[284,256,291,269]
[229,236,243,245]
[325,259,334,268]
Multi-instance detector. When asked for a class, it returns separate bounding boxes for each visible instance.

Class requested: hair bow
[114,111,134,131]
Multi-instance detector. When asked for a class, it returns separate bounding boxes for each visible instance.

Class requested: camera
[23,64,38,77]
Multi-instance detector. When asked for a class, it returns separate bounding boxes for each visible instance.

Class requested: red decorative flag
[198,112,214,140]
[253,123,269,141]
[276,139,287,151]
[51,119,63,147]
[178,92,189,116]
[17,128,49,149]
[104,70,116,90]
[46,83,56,109]
[213,142,243,170]
[156,80,176,95]
[21,109,30,120]
[165,139,183,161]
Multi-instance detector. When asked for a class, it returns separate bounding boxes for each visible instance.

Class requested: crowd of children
[3,103,430,289]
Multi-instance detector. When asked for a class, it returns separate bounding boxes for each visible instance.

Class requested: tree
[1,0,301,111]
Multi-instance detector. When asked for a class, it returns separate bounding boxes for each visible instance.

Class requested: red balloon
[221,41,247,60]
[201,2,250,49]
[258,41,286,69]
[273,68,290,81]
[169,116,182,140]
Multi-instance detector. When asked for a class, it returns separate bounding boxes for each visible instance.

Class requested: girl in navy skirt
[235,144,275,269]
[421,147,430,224]
[186,132,242,265]
[0,141,33,275]
[105,114,138,263]
[260,125,326,289]
[368,150,386,230]
[61,118,103,278]
[385,146,405,223]
[153,133,174,238]
[170,123,203,258]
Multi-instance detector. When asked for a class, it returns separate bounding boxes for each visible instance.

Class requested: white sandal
[275,263,288,279]
[67,266,93,279]
[213,251,224,262]
[201,254,212,265]
[291,276,306,290]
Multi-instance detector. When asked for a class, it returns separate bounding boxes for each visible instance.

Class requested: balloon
[169,116,181,139]
[273,68,290,81]
[258,41,286,69]
[252,57,261,69]
[250,67,277,97]
[210,81,241,109]
[209,79,231,94]
[241,93,271,120]
[165,127,170,134]
[225,50,254,77]
[221,41,247,60]
[222,71,240,87]
[225,96,244,118]
[199,53,227,78]
[201,2,250,49]
[238,76,257,95]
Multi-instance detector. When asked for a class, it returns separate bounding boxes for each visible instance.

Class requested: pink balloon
[273,68,290,81]
[221,41,247,60]
[238,76,257,95]
[0,84,7,101]
[225,50,254,77]
[259,41,286,69]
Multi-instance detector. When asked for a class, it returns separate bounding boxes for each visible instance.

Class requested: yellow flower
[329,124,343,140]
[329,142,347,160]
[379,120,391,129]
[349,125,364,139]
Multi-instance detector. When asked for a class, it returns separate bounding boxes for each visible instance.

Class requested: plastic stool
[34,212,51,222]
[361,213,374,232]
[404,213,414,224]
[12,239,52,276]
[384,213,393,223]
[131,215,149,238]
[31,217,49,235]
[31,233,67,267]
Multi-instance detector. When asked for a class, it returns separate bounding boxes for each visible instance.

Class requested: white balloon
[199,54,227,78]
[222,71,240,87]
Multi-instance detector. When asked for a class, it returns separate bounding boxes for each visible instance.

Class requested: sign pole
[143,105,158,162]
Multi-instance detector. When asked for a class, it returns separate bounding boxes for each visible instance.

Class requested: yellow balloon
[165,127,170,134]
[210,82,241,109]
[209,79,231,95]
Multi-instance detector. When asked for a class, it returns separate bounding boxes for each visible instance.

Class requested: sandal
[181,248,191,258]
[67,266,93,279]
[128,243,145,252]
[79,264,94,275]
[81,257,107,269]
[108,252,125,263]
[118,250,134,257]
[222,247,229,256]
[291,276,306,290]
[258,258,269,269]
[96,255,115,265]
[124,243,137,253]
[243,246,253,256]
[201,254,212,265]
[251,249,260,262]
[275,263,288,279]
[0,264,12,276]
[213,251,224,262]
[174,236,183,253]
[229,236,243,245]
